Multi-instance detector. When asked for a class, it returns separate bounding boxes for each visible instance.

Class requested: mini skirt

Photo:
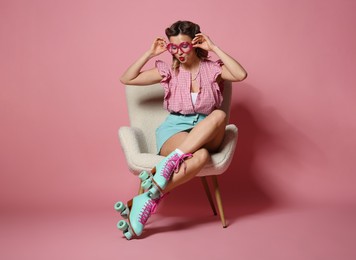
[155,113,207,154]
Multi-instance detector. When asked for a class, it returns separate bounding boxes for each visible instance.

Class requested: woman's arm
[192,33,248,82]
[120,37,167,86]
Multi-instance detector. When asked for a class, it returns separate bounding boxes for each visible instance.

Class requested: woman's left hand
[192,33,217,52]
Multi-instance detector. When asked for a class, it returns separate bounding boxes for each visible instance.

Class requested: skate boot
[114,191,161,240]
[139,150,192,198]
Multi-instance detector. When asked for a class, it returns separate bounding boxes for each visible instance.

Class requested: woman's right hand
[149,37,167,57]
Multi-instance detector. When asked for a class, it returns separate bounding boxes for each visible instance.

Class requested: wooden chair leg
[212,175,227,228]
[200,177,217,215]
[138,182,144,195]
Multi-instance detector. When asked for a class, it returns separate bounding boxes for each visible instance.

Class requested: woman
[115,20,247,239]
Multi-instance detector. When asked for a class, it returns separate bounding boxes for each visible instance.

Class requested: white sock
[175,148,184,155]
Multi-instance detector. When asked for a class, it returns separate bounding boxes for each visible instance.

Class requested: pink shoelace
[138,195,166,225]
[161,153,193,181]
[138,153,193,225]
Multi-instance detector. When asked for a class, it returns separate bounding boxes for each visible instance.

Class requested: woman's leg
[165,148,210,193]
[160,109,227,156]
[159,131,210,193]
[117,111,226,239]
[158,109,227,193]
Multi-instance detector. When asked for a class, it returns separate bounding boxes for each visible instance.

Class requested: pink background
[1,0,356,259]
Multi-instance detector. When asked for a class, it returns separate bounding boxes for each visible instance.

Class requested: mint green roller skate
[139,151,193,198]
[115,192,161,240]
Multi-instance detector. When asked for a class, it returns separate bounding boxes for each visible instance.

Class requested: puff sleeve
[211,59,223,81]
[155,60,172,105]
[155,60,171,83]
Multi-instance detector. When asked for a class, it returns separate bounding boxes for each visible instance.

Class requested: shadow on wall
[224,83,327,215]
[220,89,277,220]
[150,83,327,230]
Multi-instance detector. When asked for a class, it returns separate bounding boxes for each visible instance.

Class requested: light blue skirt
[155,113,207,154]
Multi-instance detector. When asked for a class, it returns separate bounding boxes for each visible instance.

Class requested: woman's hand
[192,33,217,52]
[149,37,167,57]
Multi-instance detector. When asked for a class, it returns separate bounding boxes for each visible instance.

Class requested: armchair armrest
[118,126,163,175]
[199,124,238,176]
[215,124,238,161]
[118,126,148,155]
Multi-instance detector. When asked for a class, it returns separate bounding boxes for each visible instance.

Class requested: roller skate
[139,150,193,198]
[114,191,161,240]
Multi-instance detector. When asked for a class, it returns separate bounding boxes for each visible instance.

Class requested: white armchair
[118,82,238,227]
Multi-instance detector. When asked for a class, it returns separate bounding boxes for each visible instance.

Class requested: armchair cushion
[119,124,238,176]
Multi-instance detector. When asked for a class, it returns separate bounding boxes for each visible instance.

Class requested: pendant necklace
[191,62,201,81]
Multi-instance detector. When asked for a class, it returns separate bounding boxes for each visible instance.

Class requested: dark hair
[165,21,208,70]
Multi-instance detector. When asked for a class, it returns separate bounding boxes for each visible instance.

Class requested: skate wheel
[117,220,129,231]
[123,230,133,240]
[149,186,159,198]
[120,207,129,219]
[141,179,152,190]
[139,171,150,181]
[114,201,126,213]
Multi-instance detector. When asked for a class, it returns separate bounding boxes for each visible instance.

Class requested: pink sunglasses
[166,42,193,54]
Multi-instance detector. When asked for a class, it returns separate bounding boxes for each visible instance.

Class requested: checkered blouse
[155,59,224,115]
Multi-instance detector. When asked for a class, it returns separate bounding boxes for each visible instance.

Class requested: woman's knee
[210,110,227,127]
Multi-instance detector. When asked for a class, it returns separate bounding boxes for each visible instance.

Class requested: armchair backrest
[125,81,232,154]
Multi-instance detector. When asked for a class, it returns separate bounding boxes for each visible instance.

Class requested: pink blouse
[155,59,224,115]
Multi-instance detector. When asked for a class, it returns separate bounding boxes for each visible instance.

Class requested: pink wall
[1,0,356,213]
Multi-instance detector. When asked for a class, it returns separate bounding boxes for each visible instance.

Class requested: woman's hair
[165,20,209,70]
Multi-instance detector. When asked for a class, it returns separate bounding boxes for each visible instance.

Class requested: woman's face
[168,34,196,64]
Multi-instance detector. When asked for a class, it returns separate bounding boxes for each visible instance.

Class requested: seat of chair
[119,124,237,176]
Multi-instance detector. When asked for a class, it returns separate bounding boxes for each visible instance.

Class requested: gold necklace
[191,71,199,81]
[190,62,200,81]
